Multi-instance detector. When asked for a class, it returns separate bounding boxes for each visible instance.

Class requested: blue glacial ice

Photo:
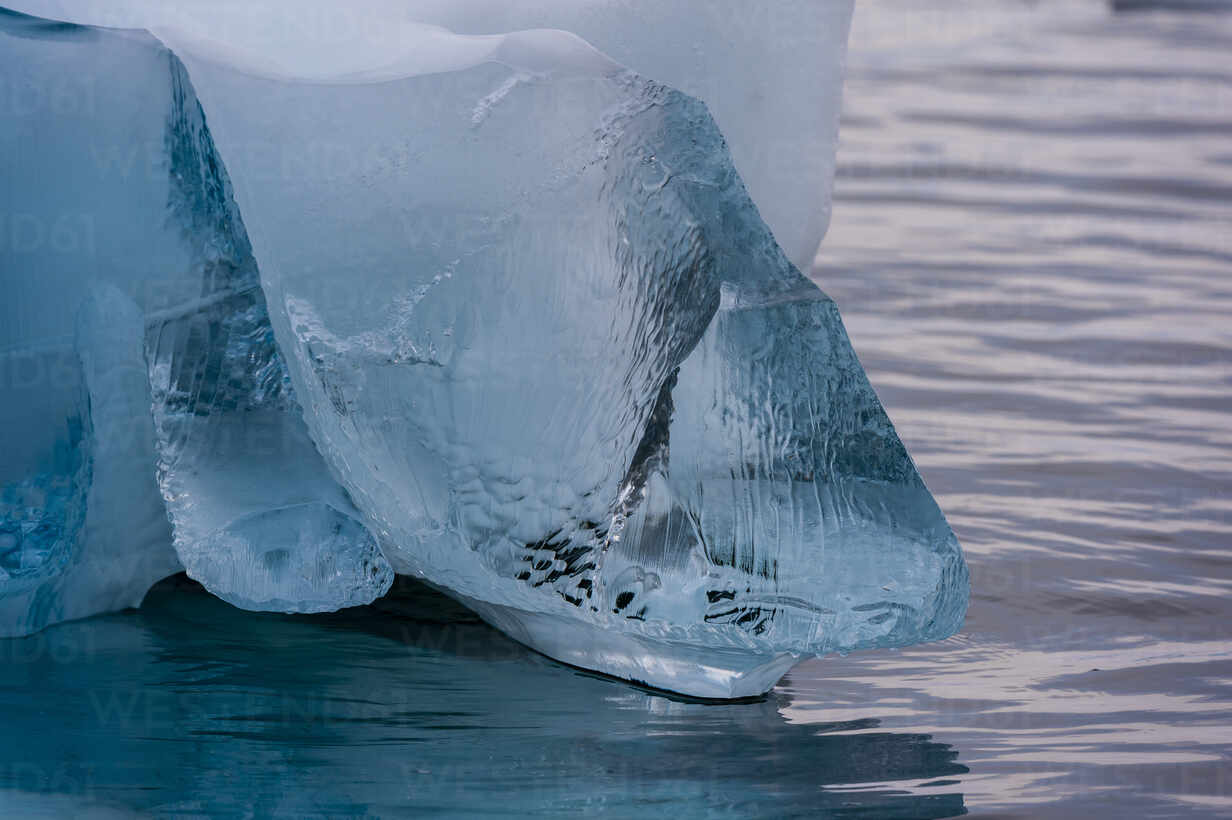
[0,1,968,697]
[0,10,391,628]
[147,54,393,612]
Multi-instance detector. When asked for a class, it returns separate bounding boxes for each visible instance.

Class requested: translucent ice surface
[1,13,184,636]
[163,15,964,695]
[1,2,968,696]
[147,56,392,612]
[0,9,390,632]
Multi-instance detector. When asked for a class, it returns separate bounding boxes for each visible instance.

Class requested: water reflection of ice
[0,576,966,817]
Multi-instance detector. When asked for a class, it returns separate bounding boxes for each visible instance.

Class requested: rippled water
[812,1,1232,815]
[2,2,1230,817]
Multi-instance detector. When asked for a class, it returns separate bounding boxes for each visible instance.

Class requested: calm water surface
[2,1,1230,817]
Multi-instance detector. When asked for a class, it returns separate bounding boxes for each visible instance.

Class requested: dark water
[0,577,969,818]
[2,2,1230,817]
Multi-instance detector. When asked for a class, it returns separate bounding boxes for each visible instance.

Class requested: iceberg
[0,1,968,697]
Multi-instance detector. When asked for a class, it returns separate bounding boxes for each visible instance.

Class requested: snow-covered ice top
[9,0,853,269]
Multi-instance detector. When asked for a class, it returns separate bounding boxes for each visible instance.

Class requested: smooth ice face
[0,10,390,633]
